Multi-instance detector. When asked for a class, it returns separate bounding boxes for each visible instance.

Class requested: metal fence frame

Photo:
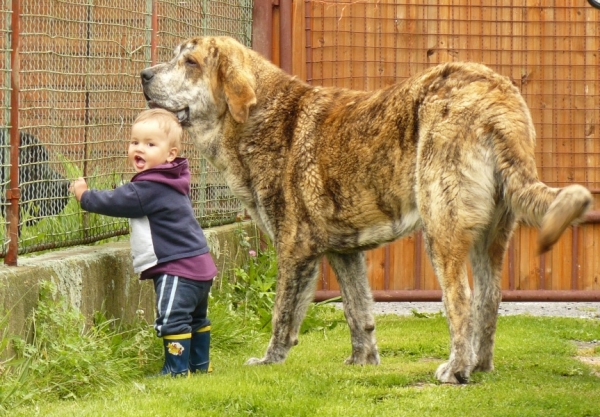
[1,0,253,265]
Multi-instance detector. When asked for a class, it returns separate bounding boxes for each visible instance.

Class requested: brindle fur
[141,36,592,384]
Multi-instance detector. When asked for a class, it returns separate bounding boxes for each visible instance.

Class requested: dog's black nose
[140,69,154,84]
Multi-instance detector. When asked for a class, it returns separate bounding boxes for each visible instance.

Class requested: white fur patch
[357,209,421,246]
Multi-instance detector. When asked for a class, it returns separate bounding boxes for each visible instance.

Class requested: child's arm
[69,178,145,218]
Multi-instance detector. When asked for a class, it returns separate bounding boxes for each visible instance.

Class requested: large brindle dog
[141,36,592,383]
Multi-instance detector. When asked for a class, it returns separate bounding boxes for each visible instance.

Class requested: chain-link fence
[0,0,252,260]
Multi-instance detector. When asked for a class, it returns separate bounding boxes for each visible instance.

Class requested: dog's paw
[435,362,470,384]
[344,350,380,365]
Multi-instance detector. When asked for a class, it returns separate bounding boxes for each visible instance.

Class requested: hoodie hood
[131,157,191,195]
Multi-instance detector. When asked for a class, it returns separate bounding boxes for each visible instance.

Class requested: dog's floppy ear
[218,48,257,123]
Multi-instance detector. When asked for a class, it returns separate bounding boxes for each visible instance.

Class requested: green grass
[8,311,600,417]
[3,238,599,416]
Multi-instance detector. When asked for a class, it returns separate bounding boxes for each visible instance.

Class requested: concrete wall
[0,221,259,340]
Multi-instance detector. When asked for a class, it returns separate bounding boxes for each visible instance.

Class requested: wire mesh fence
[306,0,600,190]
[303,0,600,294]
[0,0,252,259]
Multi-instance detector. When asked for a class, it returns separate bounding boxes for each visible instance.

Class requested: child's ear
[167,147,178,162]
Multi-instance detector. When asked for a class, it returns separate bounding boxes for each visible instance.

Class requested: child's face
[128,119,178,173]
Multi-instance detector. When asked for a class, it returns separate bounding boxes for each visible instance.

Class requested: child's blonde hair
[133,108,183,148]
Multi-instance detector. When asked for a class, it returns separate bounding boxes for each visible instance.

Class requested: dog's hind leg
[425,236,476,384]
[469,211,516,373]
[422,227,476,384]
[326,251,380,365]
[245,253,322,365]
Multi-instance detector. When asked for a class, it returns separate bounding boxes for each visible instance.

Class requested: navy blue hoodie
[80,158,210,274]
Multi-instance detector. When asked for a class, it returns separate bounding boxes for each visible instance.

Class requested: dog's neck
[186,122,224,167]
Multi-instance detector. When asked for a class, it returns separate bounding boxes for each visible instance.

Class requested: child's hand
[69,177,88,202]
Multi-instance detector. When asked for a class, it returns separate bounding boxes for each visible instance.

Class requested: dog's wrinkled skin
[141,36,592,384]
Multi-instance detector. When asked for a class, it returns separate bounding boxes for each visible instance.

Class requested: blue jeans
[152,274,212,337]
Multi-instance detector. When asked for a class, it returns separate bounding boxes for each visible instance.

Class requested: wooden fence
[253,0,600,300]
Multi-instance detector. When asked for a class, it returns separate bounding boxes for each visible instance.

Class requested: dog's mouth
[144,93,190,126]
[174,108,190,125]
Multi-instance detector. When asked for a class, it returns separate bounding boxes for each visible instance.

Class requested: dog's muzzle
[140,68,154,86]
[140,68,190,125]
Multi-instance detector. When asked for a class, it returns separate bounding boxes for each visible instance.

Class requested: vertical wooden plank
[363,0,377,91]
[528,228,541,290]
[411,2,425,74]
[526,0,545,180]
[456,0,471,62]
[317,1,334,87]
[389,237,416,290]
[404,1,421,78]
[581,5,599,292]
[500,235,514,290]
[540,3,557,187]
[346,1,363,90]
[569,2,585,292]
[436,0,451,63]
[467,1,482,64]
[308,1,320,85]
[367,247,386,290]
[553,4,572,292]
[335,0,345,88]
[424,1,440,67]
[480,1,494,66]
[591,225,600,290]
[517,226,530,290]
[394,1,410,81]
[291,0,306,80]
[560,229,574,291]
[379,1,396,87]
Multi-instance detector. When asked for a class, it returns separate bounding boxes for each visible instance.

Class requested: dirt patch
[574,340,600,377]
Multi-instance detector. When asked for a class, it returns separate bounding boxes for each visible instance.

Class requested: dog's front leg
[245,254,322,365]
[326,251,380,365]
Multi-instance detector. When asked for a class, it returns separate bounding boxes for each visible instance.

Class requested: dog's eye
[185,57,197,67]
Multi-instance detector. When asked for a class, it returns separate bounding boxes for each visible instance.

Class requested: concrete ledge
[0,221,258,340]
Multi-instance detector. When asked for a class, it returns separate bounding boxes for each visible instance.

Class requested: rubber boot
[189,325,212,373]
[161,333,191,377]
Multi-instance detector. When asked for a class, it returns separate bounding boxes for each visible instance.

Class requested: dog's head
[141,36,257,126]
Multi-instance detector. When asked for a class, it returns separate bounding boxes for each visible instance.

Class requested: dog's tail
[492,98,592,254]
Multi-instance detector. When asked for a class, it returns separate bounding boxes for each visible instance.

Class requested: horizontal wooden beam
[314,290,600,302]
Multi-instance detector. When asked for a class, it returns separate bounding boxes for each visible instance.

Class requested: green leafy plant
[215,225,343,335]
[229,240,278,330]
[0,281,159,409]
